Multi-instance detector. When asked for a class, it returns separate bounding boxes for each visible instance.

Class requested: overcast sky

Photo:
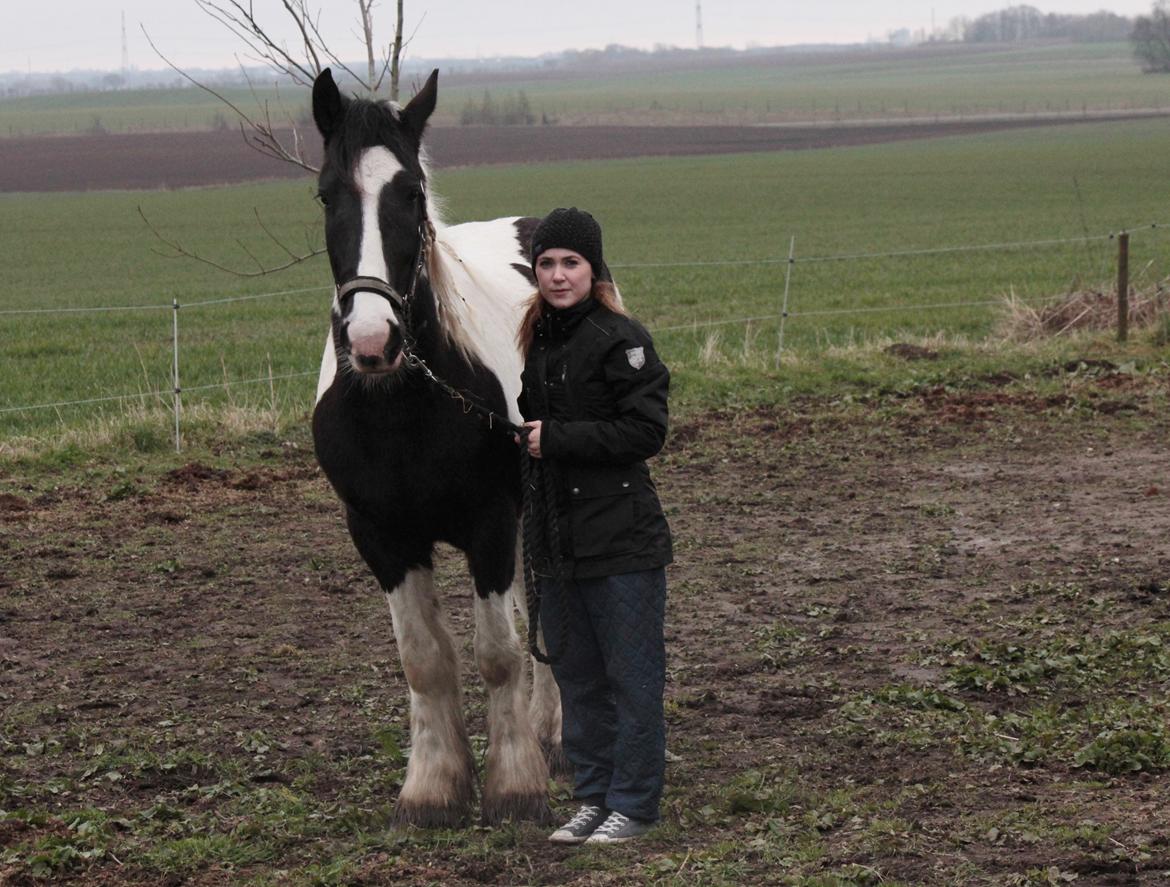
[1,1,1156,73]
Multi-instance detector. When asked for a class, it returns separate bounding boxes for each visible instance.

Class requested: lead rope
[519,433,568,666]
[399,357,566,666]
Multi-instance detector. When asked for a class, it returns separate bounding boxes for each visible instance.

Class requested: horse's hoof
[480,792,554,827]
[393,798,473,830]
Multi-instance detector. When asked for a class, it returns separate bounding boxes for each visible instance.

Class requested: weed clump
[999,282,1169,341]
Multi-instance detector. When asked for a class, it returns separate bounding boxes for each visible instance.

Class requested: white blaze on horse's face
[343,146,407,374]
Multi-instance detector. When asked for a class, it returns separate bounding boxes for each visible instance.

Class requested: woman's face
[535,248,593,310]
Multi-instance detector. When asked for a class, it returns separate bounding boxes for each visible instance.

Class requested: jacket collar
[538,296,598,341]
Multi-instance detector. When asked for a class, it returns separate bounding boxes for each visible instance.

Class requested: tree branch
[142,26,319,172]
[193,0,319,85]
[138,206,326,277]
[138,0,415,276]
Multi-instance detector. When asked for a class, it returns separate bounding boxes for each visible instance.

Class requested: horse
[309,67,561,828]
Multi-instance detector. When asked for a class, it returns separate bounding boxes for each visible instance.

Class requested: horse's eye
[315,191,329,208]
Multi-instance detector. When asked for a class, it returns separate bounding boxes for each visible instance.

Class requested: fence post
[1116,231,1129,343]
[776,235,796,367]
[172,298,182,453]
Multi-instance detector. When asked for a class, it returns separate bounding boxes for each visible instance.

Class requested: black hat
[530,207,604,274]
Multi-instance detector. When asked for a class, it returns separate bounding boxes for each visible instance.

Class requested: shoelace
[593,812,630,836]
[565,805,603,829]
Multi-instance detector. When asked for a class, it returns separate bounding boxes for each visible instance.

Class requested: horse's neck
[427,217,529,419]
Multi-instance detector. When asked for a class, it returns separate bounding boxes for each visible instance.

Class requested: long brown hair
[516,280,625,356]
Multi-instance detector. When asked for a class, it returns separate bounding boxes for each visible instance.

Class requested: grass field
[442,41,1170,123]
[2,117,1170,447]
[2,42,1168,135]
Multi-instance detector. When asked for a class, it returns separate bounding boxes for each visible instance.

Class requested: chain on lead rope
[389,214,566,665]
[406,356,566,665]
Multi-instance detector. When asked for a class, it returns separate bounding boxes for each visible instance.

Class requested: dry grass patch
[999,283,1169,341]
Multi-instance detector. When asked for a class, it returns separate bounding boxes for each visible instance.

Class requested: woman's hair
[516,280,625,356]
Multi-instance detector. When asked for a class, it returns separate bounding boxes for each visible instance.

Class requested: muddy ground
[2,368,1170,885]
[1,114,1163,193]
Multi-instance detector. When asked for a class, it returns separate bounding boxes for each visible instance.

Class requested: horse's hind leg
[530,624,570,778]
[470,519,552,825]
[515,539,568,777]
[385,569,477,828]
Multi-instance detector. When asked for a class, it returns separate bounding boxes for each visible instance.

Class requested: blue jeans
[540,567,667,823]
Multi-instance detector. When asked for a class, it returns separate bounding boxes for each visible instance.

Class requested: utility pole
[696,0,704,49]
[121,10,130,76]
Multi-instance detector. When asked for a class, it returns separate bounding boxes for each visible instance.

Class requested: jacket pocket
[566,467,640,560]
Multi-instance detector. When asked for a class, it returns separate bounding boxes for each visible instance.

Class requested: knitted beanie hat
[530,207,604,274]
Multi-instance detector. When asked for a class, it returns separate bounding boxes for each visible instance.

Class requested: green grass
[438,41,1170,123]
[0,85,301,137]
[2,118,1170,446]
[2,42,1167,135]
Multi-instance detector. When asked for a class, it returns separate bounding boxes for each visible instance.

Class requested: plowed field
[0,115,1157,192]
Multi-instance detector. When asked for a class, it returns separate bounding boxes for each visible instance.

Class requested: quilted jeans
[540,567,667,823]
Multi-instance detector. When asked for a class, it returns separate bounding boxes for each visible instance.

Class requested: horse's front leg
[470,519,552,825]
[346,510,476,827]
[386,570,477,827]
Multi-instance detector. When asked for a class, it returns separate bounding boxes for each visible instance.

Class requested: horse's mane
[424,197,478,365]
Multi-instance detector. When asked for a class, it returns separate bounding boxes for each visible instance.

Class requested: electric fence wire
[3,222,1165,316]
[2,224,1163,418]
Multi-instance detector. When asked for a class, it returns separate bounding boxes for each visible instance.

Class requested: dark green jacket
[518,298,673,579]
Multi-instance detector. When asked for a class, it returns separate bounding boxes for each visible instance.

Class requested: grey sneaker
[548,803,608,845]
[583,810,653,844]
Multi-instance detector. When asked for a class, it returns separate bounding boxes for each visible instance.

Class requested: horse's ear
[313,68,345,140]
[400,69,438,145]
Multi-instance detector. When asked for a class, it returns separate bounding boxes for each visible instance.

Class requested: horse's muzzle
[347,319,405,375]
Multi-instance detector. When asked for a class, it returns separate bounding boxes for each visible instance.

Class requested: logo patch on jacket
[625,347,645,369]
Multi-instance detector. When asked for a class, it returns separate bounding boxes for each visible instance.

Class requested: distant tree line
[1131,1,1170,72]
[961,5,1131,43]
[459,90,538,125]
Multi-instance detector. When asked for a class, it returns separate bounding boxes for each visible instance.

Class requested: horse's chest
[313,390,516,531]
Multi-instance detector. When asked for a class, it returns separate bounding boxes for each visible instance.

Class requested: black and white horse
[309,68,559,827]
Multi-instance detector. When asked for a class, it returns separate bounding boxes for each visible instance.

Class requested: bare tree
[141,1,413,275]
[144,0,412,173]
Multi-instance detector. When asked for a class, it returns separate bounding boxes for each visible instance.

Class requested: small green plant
[872,684,968,712]
[1073,720,1170,774]
[723,769,796,817]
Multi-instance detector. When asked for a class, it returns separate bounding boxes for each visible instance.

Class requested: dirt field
[2,367,1169,885]
[0,115,1160,192]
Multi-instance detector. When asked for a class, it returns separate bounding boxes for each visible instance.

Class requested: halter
[334,196,432,329]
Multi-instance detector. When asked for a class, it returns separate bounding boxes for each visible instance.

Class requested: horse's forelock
[327,97,424,187]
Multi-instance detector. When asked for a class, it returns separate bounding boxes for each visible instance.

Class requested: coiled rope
[518,434,569,666]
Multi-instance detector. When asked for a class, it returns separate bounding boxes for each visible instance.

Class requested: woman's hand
[516,420,542,458]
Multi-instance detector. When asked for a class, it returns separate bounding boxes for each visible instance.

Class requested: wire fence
[2,222,1166,451]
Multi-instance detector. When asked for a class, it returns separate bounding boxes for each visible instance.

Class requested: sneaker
[548,803,608,845]
[583,810,653,844]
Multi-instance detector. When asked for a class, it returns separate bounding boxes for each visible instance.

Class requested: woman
[516,207,673,845]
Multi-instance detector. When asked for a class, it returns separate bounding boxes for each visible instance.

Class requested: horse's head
[312,67,438,377]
